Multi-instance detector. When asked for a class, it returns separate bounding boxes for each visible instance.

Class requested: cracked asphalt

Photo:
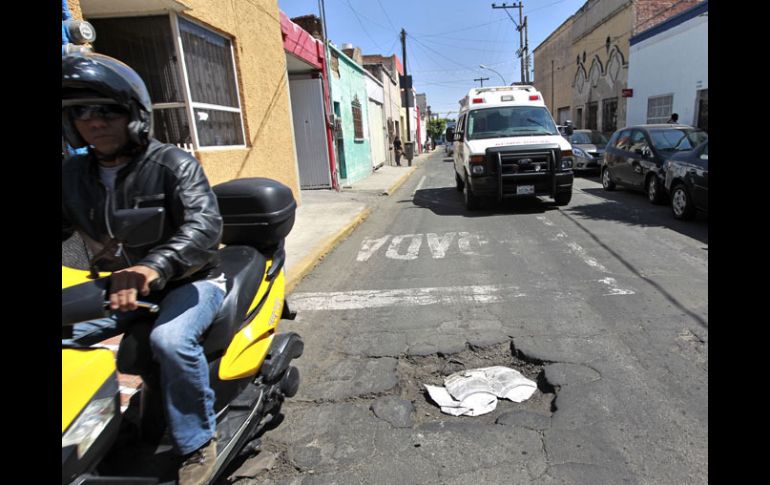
[225,150,707,485]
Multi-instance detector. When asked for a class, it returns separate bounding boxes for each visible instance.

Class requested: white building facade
[625,1,708,130]
[364,70,388,169]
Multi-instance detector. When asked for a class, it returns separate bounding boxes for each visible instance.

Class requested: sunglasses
[70,104,130,122]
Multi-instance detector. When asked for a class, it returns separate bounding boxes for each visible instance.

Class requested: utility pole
[474,76,490,87]
[318,0,340,191]
[524,16,530,84]
[401,28,411,145]
[492,2,525,84]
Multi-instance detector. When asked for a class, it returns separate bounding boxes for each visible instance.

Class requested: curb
[285,207,372,294]
[384,166,418,195]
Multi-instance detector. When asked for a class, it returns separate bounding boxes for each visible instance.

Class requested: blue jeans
[71,278,226,455]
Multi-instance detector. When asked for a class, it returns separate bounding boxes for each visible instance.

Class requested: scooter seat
[116,245,266,376]
[202,245,266,355]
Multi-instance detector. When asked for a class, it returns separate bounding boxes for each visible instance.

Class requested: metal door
[289,78,332,188]
[367,100,387,168]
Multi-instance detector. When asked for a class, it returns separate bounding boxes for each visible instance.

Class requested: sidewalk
[284,155,427,293]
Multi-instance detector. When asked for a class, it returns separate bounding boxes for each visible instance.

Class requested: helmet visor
[66,104,130,122]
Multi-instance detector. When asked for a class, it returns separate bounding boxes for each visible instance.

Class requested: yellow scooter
[62,178,303,484]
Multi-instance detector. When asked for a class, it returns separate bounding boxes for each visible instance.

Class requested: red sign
[622,89,634,97]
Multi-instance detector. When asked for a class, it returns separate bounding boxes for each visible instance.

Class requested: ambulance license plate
[516,185,534,195]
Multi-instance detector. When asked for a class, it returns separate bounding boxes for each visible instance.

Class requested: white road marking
[537,216,635,296]
[357,231,491,261]
[426,232,457,259]
[386,234,423,260]
[599,277,635,296]
[357,235,391,262]
[565,241,610,273]
[291,285,527,311]
[412,176,427,196]
[458,232,488,255]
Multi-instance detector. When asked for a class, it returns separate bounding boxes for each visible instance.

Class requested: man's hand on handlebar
[109,265,160,312]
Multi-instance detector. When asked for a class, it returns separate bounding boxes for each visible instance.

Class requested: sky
[278,0,587,119]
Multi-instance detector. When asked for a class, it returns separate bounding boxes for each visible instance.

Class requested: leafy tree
[427,118,448,141]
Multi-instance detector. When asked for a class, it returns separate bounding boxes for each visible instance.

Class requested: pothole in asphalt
[391,340,556,426]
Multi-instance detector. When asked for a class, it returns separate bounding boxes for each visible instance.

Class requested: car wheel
[554,191,572,206]
[463,174,480,210]
[602,167,616,191]
[646,175,665,205]
[455,171,464,192]
[671,184,695,220]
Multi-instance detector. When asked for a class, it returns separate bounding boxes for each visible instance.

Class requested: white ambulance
[448,85,574,210]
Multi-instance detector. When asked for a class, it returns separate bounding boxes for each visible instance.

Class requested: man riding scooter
[62,52,225,485]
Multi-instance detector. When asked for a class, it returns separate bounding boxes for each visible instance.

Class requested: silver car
[568,129,609,172]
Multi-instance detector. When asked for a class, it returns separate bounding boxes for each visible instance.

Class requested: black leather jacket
[62,139,223,290]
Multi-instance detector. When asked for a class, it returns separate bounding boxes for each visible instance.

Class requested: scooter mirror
[112,207,165,247]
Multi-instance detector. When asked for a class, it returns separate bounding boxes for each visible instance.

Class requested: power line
[527,0,572,15]
[375,0,397,32]
[410,35,476,71]
[333,0,398,36]
[341,0,385,50]
[417,36,518,54]
[410,18,507,38]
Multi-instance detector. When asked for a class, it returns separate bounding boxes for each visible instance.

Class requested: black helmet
[62,53,153,148]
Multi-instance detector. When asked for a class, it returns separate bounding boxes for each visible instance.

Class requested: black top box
[212,178,297,251]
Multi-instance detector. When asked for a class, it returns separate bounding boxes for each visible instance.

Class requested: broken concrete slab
[370,396,415,428]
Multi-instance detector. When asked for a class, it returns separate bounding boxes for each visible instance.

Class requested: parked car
[567,129,609,172]
[445,122,456,156]
[601,124,708,204]
[664,140,708,220]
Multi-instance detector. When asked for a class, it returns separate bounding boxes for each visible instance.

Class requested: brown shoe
[178,437,217,485]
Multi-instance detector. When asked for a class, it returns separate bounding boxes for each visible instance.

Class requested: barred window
[647,95,673,124]
[90,14,245,150]
[352,97,364,139]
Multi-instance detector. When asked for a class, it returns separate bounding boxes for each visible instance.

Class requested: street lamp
[479,64,507,85]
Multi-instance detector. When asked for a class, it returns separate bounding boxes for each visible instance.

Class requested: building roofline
[329,43,366,74]
[630,0,707,46]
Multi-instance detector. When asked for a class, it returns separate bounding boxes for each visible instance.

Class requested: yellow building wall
[69,0,301,203]
[180,0,300,201]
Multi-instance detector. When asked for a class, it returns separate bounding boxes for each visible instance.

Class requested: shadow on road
[409,186,561,217]
[568,187,708,245]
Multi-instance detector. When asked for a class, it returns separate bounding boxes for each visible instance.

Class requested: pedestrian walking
[667,113,679,124]
[393,136,403,166]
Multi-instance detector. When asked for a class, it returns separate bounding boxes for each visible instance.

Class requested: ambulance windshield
[467,106,558,140]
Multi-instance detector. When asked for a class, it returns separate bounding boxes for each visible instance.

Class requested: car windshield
[467,106,559,140]
[571,131,609,145]
[649,128,708,152]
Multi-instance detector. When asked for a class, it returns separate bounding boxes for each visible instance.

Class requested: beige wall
[534,0,633,132]
[534,17,574,118]
[570,3,632,130]
[72,0,301,203]
[180,1,300,200]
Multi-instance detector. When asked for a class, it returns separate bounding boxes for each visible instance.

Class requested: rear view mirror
[112,207,165,247]
[445,128,454,142]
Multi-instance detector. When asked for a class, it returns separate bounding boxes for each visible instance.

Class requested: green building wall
[329,45,372,185]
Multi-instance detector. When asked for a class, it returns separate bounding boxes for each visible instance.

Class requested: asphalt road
[234,149,708,485]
